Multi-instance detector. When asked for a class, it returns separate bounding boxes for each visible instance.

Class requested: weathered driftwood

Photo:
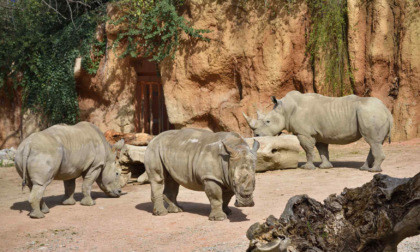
[247,173,420,252]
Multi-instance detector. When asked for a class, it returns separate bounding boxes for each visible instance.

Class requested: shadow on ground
[297,161,364,169]
[10,191,109,213]
[135,201,249,222]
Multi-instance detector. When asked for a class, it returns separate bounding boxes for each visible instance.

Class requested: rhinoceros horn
[256,110,265,120]
[243,112,257,129]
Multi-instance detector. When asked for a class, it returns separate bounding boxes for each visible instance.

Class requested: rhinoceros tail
[388,114,393,144]
[21,146,31,190]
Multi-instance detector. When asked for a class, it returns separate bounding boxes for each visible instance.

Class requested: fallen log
[247,173,420,252]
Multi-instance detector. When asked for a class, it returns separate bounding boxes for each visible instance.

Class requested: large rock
[245,135,300,172]
[105,129,153,146]
[117,144,148,185]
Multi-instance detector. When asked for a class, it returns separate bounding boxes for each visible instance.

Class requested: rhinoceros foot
[209,210,227,221]
[29,210,45,219]
[359,164,370,171]
[223,206,232,215]
[153,207,169,216]
[368,167,382,173]
[300,163,316,170]
[319,162,333,169]
[41,202,49,214]
[167,205,183,213]
[62,197,76,205]
[80,197,96,206]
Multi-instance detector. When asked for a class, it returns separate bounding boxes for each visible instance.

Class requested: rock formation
[1,0,419,148]
[160,0,420,140]
[246,172,420,252]
[104,129,153,146]
[244,135,300,172]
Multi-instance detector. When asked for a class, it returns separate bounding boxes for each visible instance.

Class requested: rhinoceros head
[96,139,124,197]
[243,96,286,137]
[223,140,260,207]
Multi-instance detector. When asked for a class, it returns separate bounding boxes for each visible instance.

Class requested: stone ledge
[244,134,300,172]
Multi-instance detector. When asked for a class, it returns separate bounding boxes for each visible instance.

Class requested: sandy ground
[0,138,419,252]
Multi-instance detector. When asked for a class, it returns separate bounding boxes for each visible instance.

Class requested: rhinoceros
[145,128,260,221]
[14,122,124,218]
[243,91,393,172]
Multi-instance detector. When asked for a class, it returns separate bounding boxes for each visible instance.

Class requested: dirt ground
[0,138,419,252]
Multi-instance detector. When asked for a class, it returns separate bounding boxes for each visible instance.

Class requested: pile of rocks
[0,147,16,167]
[114,133,300,187]
[104,130,154,187]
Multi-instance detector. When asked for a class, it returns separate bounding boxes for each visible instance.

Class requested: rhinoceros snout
[235,194,255,207]
[235,199,255,207]
[107,189,121,198]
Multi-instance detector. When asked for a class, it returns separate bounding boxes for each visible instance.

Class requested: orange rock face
[1,1,419,149]
[159,0,419,140]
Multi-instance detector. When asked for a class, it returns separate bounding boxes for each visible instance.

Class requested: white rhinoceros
[145,128,260,221]
[243,91,393,172]
[14,122,124,218]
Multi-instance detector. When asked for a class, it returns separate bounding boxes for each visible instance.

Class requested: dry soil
[0,138,419,251]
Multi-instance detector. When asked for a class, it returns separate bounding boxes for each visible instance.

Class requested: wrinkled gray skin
[145,128,260,221]
[14,122,124,218]
[244,91,393,172]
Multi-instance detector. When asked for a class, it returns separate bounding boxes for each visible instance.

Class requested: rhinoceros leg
[222,191,234,215]
[316,142,333,169]
[80,168,101,206]
[147,157,168,216]
[360,149,374,171]
[366,143,385,172]
[62,179,76,205]
[297,135,316,170]
[204,180,227,221]
[28,184,47,218]
[163,176,183,213]
[40,199,49,214]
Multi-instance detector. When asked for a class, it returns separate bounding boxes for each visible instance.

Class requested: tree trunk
[247,173,420,252]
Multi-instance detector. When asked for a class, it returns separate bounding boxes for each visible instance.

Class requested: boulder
[117,144,148,186]
[244,135,300,172]
[0,147,16,167]
[105,129,153,146]
[137,172,149,185]
[119,144,147,164]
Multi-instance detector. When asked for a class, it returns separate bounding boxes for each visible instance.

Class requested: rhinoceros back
[285,92,392,144]
[145,129,244,191]
[15,122,113,182]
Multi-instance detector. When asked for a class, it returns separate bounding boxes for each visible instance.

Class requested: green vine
[0,0,106,126]
[112,0,210,62]
[236,0,354,96]
[306,0,354,96]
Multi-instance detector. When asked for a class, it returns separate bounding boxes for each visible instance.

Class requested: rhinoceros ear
[272,96,282,109]
[222,141,239,159]
[271,96,277,104]
[252,140,260,154]
[112,139,125,152]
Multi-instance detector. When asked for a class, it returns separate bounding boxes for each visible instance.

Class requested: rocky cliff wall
[160,0,419,140]
[1,0,418,148]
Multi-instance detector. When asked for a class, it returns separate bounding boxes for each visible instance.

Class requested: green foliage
[305,0,354,96]
[0,0,106,125]
[237,0,354,96]
[113,0,210,62]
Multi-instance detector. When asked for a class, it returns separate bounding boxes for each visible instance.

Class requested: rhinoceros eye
[266,120,270,124]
